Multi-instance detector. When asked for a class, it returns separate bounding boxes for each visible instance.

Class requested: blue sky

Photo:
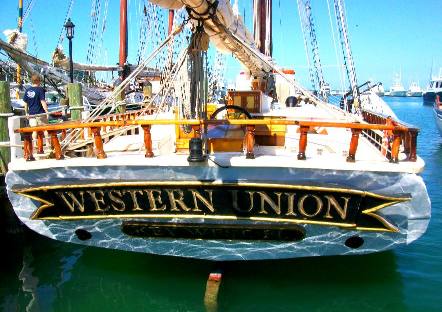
[1,0,441,90]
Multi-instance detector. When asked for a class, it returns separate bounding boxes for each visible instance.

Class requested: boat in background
[423,68,442,105]
[388,73,407,97]
[371,82,385,97]
[407,81,423,97]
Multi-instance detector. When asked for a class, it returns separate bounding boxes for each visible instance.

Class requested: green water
[1,97,441,311]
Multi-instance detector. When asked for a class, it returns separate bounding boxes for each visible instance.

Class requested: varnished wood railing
[362,111,419,161]
[16,118,415,163]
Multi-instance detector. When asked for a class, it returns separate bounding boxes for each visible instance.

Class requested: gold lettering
[122,190,144,211]
[191,189,214,212]
[87,190,109,212]
[298,194,323,217]
[231,190,255,213]
[165,189,190,211]
[258,192,282,215]
[324,195,350,220]
[147,189,167,211]
[108,190,126,212]
[285,192,297,216]
[57,191,85,213]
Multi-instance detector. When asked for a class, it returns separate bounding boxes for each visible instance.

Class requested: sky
[0,0,442,91]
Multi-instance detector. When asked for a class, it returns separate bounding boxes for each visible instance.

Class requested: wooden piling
[143,81,152,99]
[0,81,23,234]
[116,89,126,114]
[67,83,83,121]
[0,81,12,174]
[204,272,222,312]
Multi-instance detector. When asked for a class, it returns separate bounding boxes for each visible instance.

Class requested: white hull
[7,151,430,261]
[389,90,407,97]
[407,91,423,97]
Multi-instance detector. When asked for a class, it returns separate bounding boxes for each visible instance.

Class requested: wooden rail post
[91,127,107,159]
[298,126,309,160]
[390,130,402,163]
[403,132,410,158]
[61,129,67,141]
[408,129,418,162]
[347,128,362,162]
[141,125,154,157]
[23,133,35,161]
[48,130,64,160]
[36,131,44,154]
[245,125,255,159]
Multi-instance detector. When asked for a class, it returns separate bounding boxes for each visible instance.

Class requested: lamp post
[64,18,75,83]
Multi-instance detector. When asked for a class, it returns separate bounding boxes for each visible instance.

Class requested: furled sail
[149,0,273,75]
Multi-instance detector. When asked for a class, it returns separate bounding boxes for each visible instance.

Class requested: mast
[168,10,174,35]
[253,0,272,57]
[17,0,23,86]
[119,0,128,74]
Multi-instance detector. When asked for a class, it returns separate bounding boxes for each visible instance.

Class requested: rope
[23,0,37,23]
[333,0,359,106]
[297,0,315,91]
[219,20,353,119]
[86,0,101,64]
[56,0,74,46]
[29,18,38,57]
[326,0,345,92]
[62,23,186,150]
[296,0,327,98]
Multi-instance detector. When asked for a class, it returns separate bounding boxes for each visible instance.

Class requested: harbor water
[0,97,441,311]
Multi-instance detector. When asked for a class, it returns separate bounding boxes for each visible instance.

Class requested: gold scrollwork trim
[14,181,409,233]
[13,180,411,202]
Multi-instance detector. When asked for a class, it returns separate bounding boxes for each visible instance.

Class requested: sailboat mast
[16,0,23,85]
[168,10,174,35]
[253,0,272,57]
[119,0,128,73]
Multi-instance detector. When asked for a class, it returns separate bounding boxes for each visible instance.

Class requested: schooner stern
[5,0,430,260]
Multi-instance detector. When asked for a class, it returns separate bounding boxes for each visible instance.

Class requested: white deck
[8,131,424,174]
[7,103,425,174]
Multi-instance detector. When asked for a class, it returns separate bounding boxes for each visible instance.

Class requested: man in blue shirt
[23,74,49,119]
[23,74,49,151]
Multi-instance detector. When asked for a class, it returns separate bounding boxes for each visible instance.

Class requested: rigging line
[23,0,37,23]
[56,0,74,46]
[221,21,352,119]
[296,0,315,90]
[333,0,358,101]
[62,23,186,149]
[68,38,187,149]
[96,0,109,65]
[86,0,101,64]
[326,0,344,92]
[29,17,38,58]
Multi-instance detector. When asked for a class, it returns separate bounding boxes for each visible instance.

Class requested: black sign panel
[121,221,306,241]
[13,181,409,232]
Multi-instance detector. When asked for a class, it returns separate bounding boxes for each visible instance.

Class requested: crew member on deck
[23,74,49,125]
[23,74,49,148]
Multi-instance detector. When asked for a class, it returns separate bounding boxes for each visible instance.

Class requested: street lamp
[64,18,75,83]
